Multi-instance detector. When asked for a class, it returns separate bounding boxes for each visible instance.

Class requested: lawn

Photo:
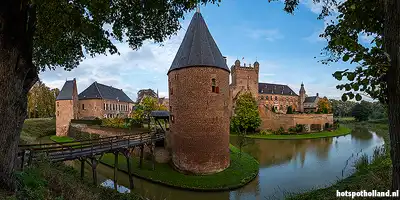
[239,126,351,140]
[50,135,75,143]
[101,144,259,191]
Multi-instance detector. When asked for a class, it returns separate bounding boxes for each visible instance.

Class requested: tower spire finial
[196,4,200,13]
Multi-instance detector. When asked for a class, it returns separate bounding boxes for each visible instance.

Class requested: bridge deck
[18,132,164,162]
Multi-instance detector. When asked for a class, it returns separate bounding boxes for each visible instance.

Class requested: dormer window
[211,78,219,93]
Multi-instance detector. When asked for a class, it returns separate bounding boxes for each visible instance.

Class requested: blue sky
[40,0,363,101]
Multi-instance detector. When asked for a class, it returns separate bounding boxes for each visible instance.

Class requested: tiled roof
[304,96,318,103]
[78,82,134,103]
[56,80,74,100]
[168,12,229,74]
[258,83,298,96]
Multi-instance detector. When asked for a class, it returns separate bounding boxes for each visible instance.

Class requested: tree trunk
[0,0,38,192]
[384,0,400,192]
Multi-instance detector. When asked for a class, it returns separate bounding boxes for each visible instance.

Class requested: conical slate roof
[168,11,229,74]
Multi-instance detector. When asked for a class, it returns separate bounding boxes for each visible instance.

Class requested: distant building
[230,60,320,113]
[136,89,157,103]
[55,80,134,136]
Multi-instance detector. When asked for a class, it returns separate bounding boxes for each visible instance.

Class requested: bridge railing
[18,132,165,162]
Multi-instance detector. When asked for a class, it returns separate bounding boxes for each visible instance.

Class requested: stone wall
[258,104,334,132]
[168,67,231,175]
[78,99,133,119]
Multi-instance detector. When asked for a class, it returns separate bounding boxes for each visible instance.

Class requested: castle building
[230,61,320,114]
[167,10,231,174]
[55,80,134,136]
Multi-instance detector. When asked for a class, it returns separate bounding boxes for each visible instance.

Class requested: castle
[230,60,320,114]
[55,80,135,136]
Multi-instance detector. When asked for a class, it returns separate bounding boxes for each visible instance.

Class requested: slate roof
[78,82,134,103]
[168,11,229,74]
[150,111,170,119]
[56,80,75,100]
[258,83,298,96]
[304,96,318,103]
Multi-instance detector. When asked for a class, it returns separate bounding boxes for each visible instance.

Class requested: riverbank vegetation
[287,121,390,199]
[1,118,143,200]
[241,126,351,140]
[101,144,259,191]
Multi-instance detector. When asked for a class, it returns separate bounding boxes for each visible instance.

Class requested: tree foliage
[330,99,357,117]
[27,80,59,118]
[286,106,293,114]
[318,0,387,103]
[28,0,221,72]
[317,97,332,114]
[231,92,261,134]
[351,103,370,121]
[130,96,167,125]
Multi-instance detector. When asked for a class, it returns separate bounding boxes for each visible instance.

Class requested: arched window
[275,96,278,101]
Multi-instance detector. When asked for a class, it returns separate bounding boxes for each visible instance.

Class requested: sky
[39,0,366,101]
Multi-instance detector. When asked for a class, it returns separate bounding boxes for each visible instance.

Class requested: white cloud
[245,28,284,42]
[39,17,191,101]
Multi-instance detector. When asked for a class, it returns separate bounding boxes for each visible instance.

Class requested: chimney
[316,93,319,97]
[223,56,227,64]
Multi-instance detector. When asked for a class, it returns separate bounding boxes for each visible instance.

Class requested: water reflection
[70,128,385,200]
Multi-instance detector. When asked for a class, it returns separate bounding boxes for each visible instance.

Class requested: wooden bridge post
[151,141,155,171]
[139,144,144,168]
[20,150,25,170]
[113,151,119,191]
[123,149,134,189]
[80,158,85,180]
[91,157,98,185]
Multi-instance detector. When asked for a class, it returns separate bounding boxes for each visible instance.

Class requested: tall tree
[27,80,57,118]
[230,92,261,134]
[0,0,220,192]
[317,97,332,114]
[271,0,400,191]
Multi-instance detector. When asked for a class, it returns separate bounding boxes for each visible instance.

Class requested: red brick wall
[258,104,334,131]
[79,99,133,119]
[56,100,75,136]
[69,123,147,137]
[168,67,230,174]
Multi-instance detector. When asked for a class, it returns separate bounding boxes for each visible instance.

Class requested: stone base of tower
[171,153,230,175]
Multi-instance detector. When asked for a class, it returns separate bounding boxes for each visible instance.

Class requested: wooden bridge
[17,131,165,190]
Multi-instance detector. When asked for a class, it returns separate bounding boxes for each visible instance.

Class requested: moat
[67,127,384,200]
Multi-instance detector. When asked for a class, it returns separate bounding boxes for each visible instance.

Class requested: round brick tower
[167,10,231,174]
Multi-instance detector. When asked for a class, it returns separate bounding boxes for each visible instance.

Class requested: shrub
[295,124,305,133]
[273,127,285,135]
[101,118,125,128]
[286,106,293,114]
[259,130,271,135]
[288,127,296,133]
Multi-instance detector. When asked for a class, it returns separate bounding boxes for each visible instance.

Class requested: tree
[0,0,220,191]
[272,0,400,190]
[27,80,57,118]
[317,97,332,114]
[329,99,356,117]
[230,92,261,134]
[351,103,370,121]
[286,106,293,114]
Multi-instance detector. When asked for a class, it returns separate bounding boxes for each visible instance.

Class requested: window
[57,111,59,116]
[170,106,172,112]
[82,104,85,110]
[171,115,175,123]
[104,103,106,110]
[57,102,59,107]
[170,87,173,95]
[266,96,269,100]
[212,78,216,92]
[275,96,278,101]
[261,96,264,100]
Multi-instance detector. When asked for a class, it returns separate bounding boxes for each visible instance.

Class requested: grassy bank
[50,135,75,143]
[240,126,351,140]
[286,121,390,200]
[1,118,144,200]
[101,144,259,191]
